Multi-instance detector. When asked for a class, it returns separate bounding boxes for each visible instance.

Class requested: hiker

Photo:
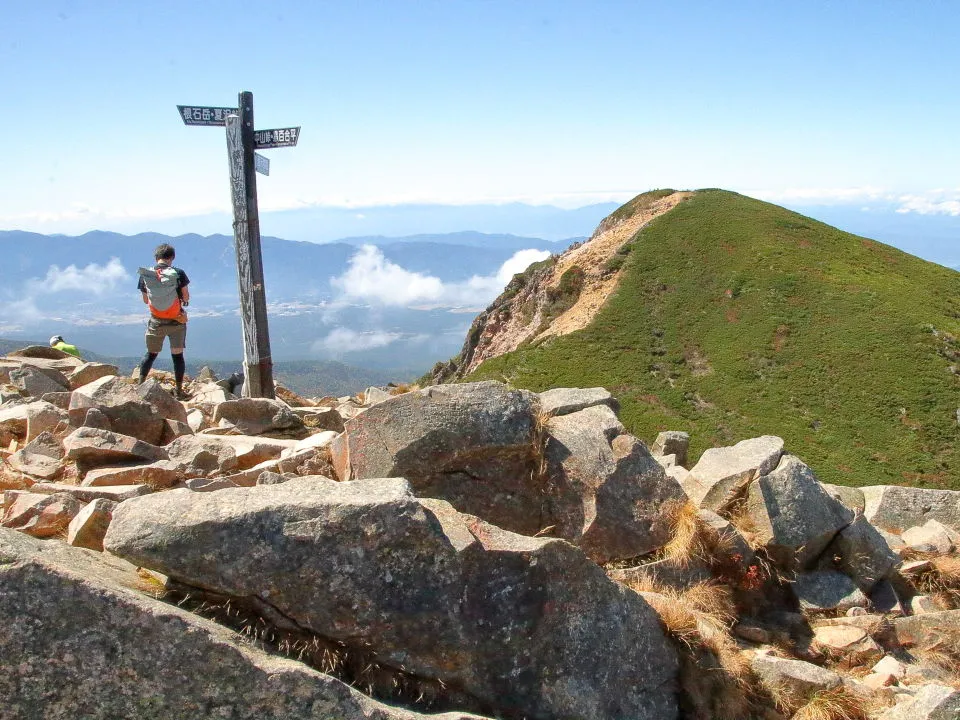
[49,335,82,359]
[137,243,191,399]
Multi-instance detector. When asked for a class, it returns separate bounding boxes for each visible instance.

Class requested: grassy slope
[469,190,960,488]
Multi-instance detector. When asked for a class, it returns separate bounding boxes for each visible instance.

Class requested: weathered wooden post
[176,93,300,399]
[225,92,273,398]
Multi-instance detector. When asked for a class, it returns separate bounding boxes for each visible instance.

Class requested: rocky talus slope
[2,345,960,719]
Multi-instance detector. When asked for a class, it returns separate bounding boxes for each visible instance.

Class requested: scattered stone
[1,490,81,537]
[872,656,907,680]
[27,482,152,503]
[213,397,306,437]
[820,482,866,514]
[862,485,960,535]
[684,435,785,511]
[66,497,117,551]
[196,434,298,469]
[25,400,69,442]
[654,453,677,468]
[361,386,392,406]
[892,609,960,648]
[650,431,689,468]
[292,406,345,433]
[878,684,960,720]
[877,527,908,553]
[291,430,338,454]
[744,455,853,568]
[68,362,119,389]
[900,559,932,576]
[184,477,247,492]
[10,364,71,397]
[812,625,883,665]
[826,515,901,591]
[81,462,182,489]
[82,407,113,431]
[901,520,957,554]
[137,378,190,425]
[186,408,204,432]
[256,471,296,485]
[0,402,31,445]
[910,595,941,615]
[163,435,239,477]
[39,391,71,410]
[63,426,168,468]
[793,571,869,613]
[751,650,842,696]
[69,376,167,444]
[537,387,619,417]
[734,624,771,643]
[7,431,63,481]
[862,672,897,689]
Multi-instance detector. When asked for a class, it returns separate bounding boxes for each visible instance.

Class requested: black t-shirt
[137,263,190,293]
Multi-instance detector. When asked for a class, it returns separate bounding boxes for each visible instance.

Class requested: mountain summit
[435,189,960,487]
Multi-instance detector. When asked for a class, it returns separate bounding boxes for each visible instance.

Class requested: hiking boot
[173,388,191,401]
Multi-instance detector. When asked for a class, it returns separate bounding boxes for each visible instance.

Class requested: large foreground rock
[744,455,853,568]
[331,382,543,535]
[543,406,686,562]
[0,528,489,720]
[104,478,679,720]
[683,435,784,511]
[862,485,960,534]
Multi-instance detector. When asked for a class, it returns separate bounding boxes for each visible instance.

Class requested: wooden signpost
[176,92,300,399]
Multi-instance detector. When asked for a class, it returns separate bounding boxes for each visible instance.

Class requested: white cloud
[895,190,960,216]
[312,327,402,354]
[331,246,446,305]
[746,186,894,205]
[26,257,129,295]
[330,245,552,309]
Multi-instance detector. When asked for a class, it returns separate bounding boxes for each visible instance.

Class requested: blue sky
[3,0,959,234]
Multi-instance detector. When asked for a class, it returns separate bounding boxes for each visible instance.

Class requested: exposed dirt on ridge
[539,191,693,340]
[458,191,693,377]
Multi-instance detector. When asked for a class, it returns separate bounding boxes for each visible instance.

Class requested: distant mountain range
[0,229,573,374]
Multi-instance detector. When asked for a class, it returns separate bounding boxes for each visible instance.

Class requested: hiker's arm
[141,291,149,305]
[181,287,190,305]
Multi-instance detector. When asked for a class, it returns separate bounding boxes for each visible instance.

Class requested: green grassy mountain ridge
[461,190,960,488]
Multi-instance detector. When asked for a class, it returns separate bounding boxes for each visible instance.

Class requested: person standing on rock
[48,335,82,359]
[137,243,191,399]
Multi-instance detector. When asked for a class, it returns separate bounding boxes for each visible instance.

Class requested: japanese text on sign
[254,127,301,148]
[177,105,239,126]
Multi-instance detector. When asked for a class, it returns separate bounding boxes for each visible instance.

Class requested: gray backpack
[138,265,183,319]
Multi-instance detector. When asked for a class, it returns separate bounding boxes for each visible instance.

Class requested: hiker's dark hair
[154,244,176,261]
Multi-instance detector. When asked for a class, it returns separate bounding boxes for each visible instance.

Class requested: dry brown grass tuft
[663,501,713,568]
[789,687,869,720]
[388,383,419,395]
[912,555,960,609]
[637,581,758,720]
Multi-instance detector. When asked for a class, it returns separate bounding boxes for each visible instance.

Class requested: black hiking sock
[139,352,158,383]
[172,353,186,389]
